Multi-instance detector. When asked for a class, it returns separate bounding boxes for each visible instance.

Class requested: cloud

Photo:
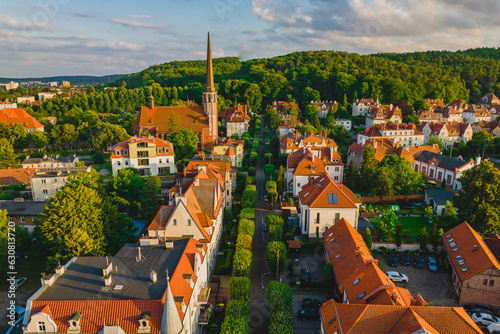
[125,14,151,19]
[73,11,95,18]
[109,18,166,31]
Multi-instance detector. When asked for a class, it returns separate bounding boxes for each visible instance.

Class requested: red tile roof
[0,167,36,186]
[299,173,360,208]
[134,105,209,135]
[0,108,44,130]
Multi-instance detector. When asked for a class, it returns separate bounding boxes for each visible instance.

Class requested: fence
[360,194,425,204]
[371,242,441,252]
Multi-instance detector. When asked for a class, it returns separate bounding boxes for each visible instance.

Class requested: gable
[164,202,208,240]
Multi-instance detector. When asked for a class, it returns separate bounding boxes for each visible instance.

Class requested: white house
[424,190,453,216]
[111,136,175,176]
[357,123,425,147]
[352,99,376,116]
[463,105,491,124]
[298,173,360,239]
[418,122,473,148]
[30,166,91,201]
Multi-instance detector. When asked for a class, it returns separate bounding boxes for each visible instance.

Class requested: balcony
[198,303,212,326]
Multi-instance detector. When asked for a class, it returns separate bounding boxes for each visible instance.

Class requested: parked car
[301,269,311,282]
[465,307,497,317]
[386,271,409,283]
[427,256,438,272]
[14,277,27,290]
[401,251,410,266]
[297,308,320,320]
[263,222,268,232]
[302,298,322,309]
[414,253,424,269]
[471,313,500,327]
[389,253,398,267]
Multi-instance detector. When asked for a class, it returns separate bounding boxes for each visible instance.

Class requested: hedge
[266,241,287,275]
[220,300,250,334]
[233,249,252,277]
[229,277,251,303]
[242,189,257,208]
[239,208,255,221]
[266,281,294,334]
[236,234,253,251]
[238,219,255,236]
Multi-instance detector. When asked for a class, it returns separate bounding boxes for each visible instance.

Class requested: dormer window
[138,311,151,334]
[115,150,120,156]
[38,322,46,332]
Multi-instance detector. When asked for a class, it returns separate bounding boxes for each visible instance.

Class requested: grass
[0,256,46,291]
[370,216,428,241]
[93,162,112,172]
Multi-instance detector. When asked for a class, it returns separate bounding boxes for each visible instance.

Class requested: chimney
[67,312,82,334]
[475,157,481,165]
[308,176,315,186]
[103,259,113,276]
[150,269,157,283]
[149,95,155,109]
[40,273,56,287]
[183,168,187,177]
[104,274,112,286]
[55,263,65,276]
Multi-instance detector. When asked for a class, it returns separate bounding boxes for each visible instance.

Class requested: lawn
[370,216,429,241]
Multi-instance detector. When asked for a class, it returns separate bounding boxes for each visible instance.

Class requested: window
[117,161,121,166]
[437,171,443,180]
[328,193,338,204]
[457,259,466,266]
[335,213,340,223]
[20,216,25,223]
[124,150,128,155]
[483,279,488,285]
[452,247,459,252]
[8,216,13,222]
[159,159,162,164]
[125,161,129,166]
[41,179,46,184]
[187,219,191,226]
[297,183,301,188]
[445,234,452,238]
[450,242,456,247]
[137,142,147,148]
[138,159,149,166]
[429,169,434,178]
[461,267,469,272]
[335,167,339,172]
[38,322,46,332]
[158,148,162,154]
[490,280,495,287]
[455,254,462,259]
[448,238,454,242]
[357,292,366,299]
[137,151,149,158]
[446,174,452,184]
[115,150,120,156]
[42,189,48,195]
[335,254,341,258]
[173,219,177,226]
[353,278,360,285]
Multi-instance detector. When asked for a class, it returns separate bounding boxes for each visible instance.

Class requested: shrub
[242,189,257,208]
[248,167,257,177]
[266,281,292,312]
[238,219,255,236]
[249,152,259,166]
[239,208,255,221]
[233,249,252,277]
[236,234,253,251]
[229,277,251,303]
[363,227,372,249]
[268,311,294,334]
[269,223,283,242]
[220,300,250,334]
[246,176,256,185]
[245,184,257,191]
[266,242,287,275]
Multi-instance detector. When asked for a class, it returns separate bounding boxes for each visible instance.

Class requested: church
[133,33,218,149]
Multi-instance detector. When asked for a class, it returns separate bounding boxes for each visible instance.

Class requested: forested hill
[116,47,500,111]
[0,74,124,85]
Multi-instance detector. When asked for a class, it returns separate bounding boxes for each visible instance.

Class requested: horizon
[1,0,499,77]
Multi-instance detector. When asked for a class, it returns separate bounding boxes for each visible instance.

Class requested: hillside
[0,74,124,85]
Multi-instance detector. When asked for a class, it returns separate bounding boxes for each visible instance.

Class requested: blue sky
[1,0,499,77]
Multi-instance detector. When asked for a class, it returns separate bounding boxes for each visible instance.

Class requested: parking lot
[377,252,459,307]
[292,293,324,334]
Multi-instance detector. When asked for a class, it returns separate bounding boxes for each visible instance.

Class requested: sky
[0,0,499,77]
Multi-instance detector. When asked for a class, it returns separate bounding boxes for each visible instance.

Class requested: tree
[428,136,445,151]
[403,113,421,127]
[395,221,402,248]
[344,161,360,192]
[39,183,105,268]
[0,139,18,168]
[89,123,130,151]
[324,261,333,285]
[239,208,255,221]
[402,228,413,244]
[373,166,394,200]
[232,249,252,277]
[140,176,162,222]
[360,145,378,193]
[378,210,397,241]
[101,200,137,255]
[31,131,49,150]
[392,158,423,198]
[276,165,286,196]
[454,161,500,234]
[229,277,251,303]
[266,281,292,312]
[242,189,257,208]
[363,228,372,249]
[236,234,252,251]
[238,219,255,236]
[266,241,287,275]
[424,206,435,224]
[442,200,457,227]
[419,227,429,251]
[470,130,494,154]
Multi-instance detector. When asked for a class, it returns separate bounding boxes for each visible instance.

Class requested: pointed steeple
[160,274,182,334]
[205,31,216,93]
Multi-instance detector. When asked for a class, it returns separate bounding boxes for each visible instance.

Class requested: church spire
[205,31,216,93]
[160,273,183,334]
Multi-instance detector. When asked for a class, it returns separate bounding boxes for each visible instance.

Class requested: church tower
[203,31,218,144]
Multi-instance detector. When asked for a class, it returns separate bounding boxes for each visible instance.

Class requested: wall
[371,242,441,252]
[459,268,500,307]
[360,194,424,204]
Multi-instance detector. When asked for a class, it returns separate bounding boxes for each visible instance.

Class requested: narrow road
[248,117,272,333]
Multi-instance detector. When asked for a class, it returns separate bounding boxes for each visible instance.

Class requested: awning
[197,287,211,303]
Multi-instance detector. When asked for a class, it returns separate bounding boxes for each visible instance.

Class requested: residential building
[488,105,500,121]
[280,131,338,155]
[425,98,446,111]
[31,166,91,201]
[0,108,44,132]
[0,101,17,110]
[357,123,425,146]
[417,109,440,123]
[287,148,343,195]
[424,190,453,216]
[110,136,175,176]
[133,33,218,149]
[413,151,477,190]
[419,122,473,148]
[320,300,482,334]
[21,155,79,170]
[23,238,211,334]
[463,105,491,124]
[347,138,441,169]
[472,121,500,137]
[219,104,251,138]
[335,118,352,131]
[47,81,58,87]
[3,81,19,90]
[298,174,360,238]
[37,92,56,101]
[0,199,45,233]
[146,166,226,272]
[433,106,464,123]
[442,222,500,307]
[309,100,337,118]
[365,104,402,126]
[212,138,244,167]
[278,124,295,136]
[480,93,500,107]
[17,96,36,104]
[448,99,469,112]
[0,167,36,187]
[271,100,300,114]
[41,116,57,125]
[322,219,420,306]
[62,80,70,87]
[352,99,376,117]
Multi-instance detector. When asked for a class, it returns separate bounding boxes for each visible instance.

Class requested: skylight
[335,254,341,258]
[455,255,463,259]
[358,292,366,299]
[328,193,338,204]
[353,278,360,285]
[448,238,454,243]
[445,234,452,238]
[452,248,459,252]
[458,259,466,266]
[450,242,457,247]
[461,268,469,272]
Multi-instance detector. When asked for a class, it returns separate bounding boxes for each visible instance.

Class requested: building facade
[219,104,251,138]
[352,99,376,116]
[357,123,425,146]
[31,166,91,201]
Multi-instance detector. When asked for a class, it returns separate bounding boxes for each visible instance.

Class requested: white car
[471,313,500,327]
[386,271,409,283]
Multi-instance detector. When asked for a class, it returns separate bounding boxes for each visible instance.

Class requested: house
[448,99,469,112]
[442,222,500,307]
[309,100,337,118]
[31,166,91,201]
[424,190,453,216]
[472,121,500,137]
[133,33,218,149]
[0,108,44,132]
[322,219,420,306]
[298,174,360,238]
[320,300,482,334]
[419,122,473,148]
[417,109,440,123]
[365,104,402,126]
[352,99,376,116]
[0,199,45,233]
[347,138,441,169]
[280,131,339,155]
[413,150,477,190]
[286,148,343,195]
[357,123,425,147]
[271,100,300,114]
[463,105,491,124]
[480,93,500,107]
[212,138,244,167]
[37,92,57,101]
[219,104,251,138]
[335,118,352,131]
[146,166,226,272]
[3,81,19,90]
[110,136,175,176]
[23,238,211,334]
[0,101,17,110]
[16,96,36,104]
[488,105,500,121]
[425,98,446,111]
[433,106,464,123]
[0,167,36,187]
[20,155,80,170]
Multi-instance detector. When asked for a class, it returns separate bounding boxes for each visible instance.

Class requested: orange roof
[292,150,327,176]
[225,147,235,156]
[219,104,251,122]
[0,167,36,186]
[320,300,482,334]
[0,108,44,130]
[442,221,500,281]
[135,105,209,134]
[367,104,402,121]
[299,173,360,208]
[110,136,175,158]
[215,138,244,147]
[426,99,446,110]
[31,300,163,334]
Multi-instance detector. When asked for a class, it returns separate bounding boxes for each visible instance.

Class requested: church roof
[135,106,209,134]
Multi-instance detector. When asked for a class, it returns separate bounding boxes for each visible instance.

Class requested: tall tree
[360,144,377,193]
[0,139,18,168]
[140,176,162,222]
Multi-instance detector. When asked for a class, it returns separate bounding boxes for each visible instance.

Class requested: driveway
[292,293,324,334]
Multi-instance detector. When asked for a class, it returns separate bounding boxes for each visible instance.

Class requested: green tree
[470,130,494,154]
[276,165,286,196]
[239,208,255,221]
[266,241,287,275]
[402,228,413,243]
[454,161,500,234]
[232,249,252,277]
[0,139,18,168]
[242,189,257,208]
[378,210,397,241]
[229,277,251,303]
[373,166,394,200]
[425,206,435,224]
[324,261,333,285]
[403,113,421,127]
[392,158,423,198]
[428,136,445,151]
[363,228,372,249]
[238,219,255,236]
[344,161,360,192]
[236,234,252,251]
[442,200,457,227]
[395,221,402,248]
[360,144,377,193]
[31,131,49,150]
[140,176,162,222]
[419,227,429,251]
[89,123,130,151]
[266,280,292,312]
[101,200,137,254]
